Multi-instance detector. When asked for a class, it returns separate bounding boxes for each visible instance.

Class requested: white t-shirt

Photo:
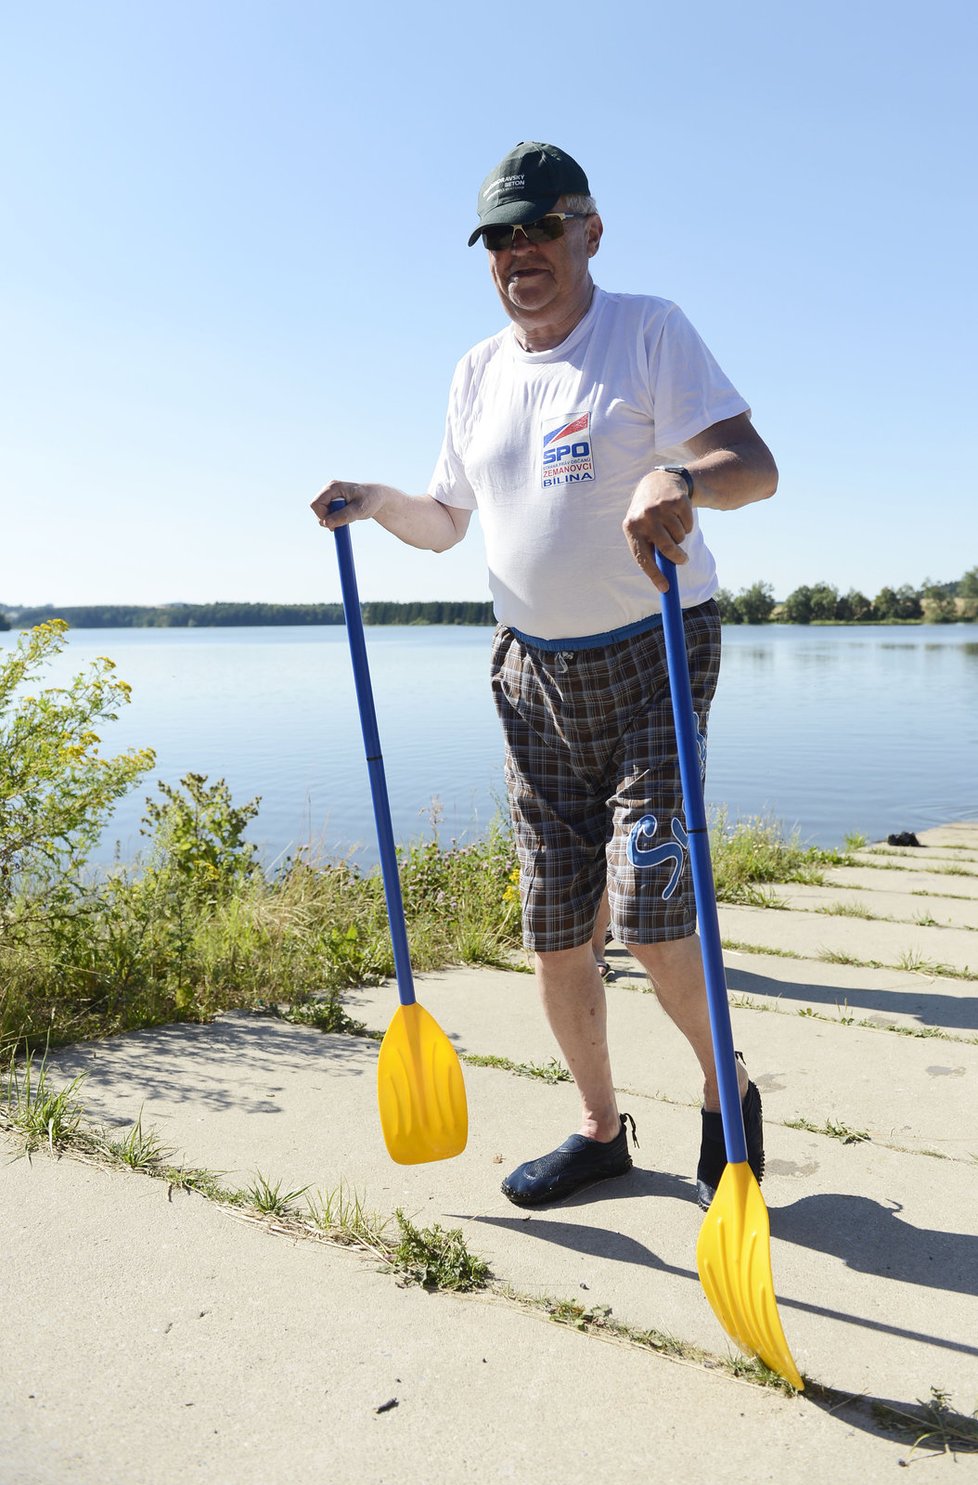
[428,287,749,641]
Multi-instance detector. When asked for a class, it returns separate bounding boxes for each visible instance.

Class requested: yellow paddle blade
[696,1161,804,1390]
[377,1002,468,1165]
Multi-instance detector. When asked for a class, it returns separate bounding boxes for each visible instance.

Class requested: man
[312,141,776,1210]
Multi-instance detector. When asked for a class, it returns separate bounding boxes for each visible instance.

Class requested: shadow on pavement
[726,964,978,1032]
[45,1015,376,1121]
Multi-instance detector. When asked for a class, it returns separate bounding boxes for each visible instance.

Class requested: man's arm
[622,413,777,594]
[311,481,472,553]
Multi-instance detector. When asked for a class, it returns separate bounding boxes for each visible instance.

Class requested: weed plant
[389,1210,491,1291]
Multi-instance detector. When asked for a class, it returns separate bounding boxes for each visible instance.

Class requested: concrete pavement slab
[7,1141,920,1485]
[342,963,978,1158]
[822,865,978,899]
[7,824,978,1480]
[716,903,977,976]
[762,881,978,930]
[916,824,978,850]
[36,1002,978,1406]
[721,950,978,1035]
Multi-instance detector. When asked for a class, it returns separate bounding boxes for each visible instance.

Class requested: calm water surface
[5,623,976,866]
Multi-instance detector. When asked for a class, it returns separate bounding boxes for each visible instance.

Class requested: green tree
[808,582,840,622]
[921,582,957,623]
[835,589,874,622]
[713,588,741,624]
[894,584,923,620]
[956,567,978,620]
[0,622,155,924]
[781,585,813,624]
[734,581,776,624]
[872,584,922,621]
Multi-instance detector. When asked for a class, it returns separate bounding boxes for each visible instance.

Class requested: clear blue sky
[2,0,975,608]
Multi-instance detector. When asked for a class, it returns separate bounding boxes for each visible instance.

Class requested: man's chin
[505,280,554,312]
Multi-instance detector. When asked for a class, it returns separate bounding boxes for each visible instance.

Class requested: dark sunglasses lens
[482,216,565,250]
[481,225,512,250]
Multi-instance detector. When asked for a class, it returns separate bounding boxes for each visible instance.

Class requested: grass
[305,1183,391,1254]
[785,1116,871,1144]
[463,1053,572,1083]
[0,818,523,1055]
[872,1387,978,1456]
[108,1109,172,1169]
[522,1293,796,1392]
[722,938,798,960]
[815,900,882,921]
[709,812,853,905]
[244,1172,311,1216]
[728,993,975,1046]
[724,934,975,983]
[1,1047,86,1151]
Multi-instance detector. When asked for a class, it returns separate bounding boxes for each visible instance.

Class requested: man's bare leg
[626,934,749,1108]
[534,943,621,1141]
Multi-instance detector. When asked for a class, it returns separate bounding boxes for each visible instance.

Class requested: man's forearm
[685,423,779,511]
[371,487,469,551]
[311,480,470,552]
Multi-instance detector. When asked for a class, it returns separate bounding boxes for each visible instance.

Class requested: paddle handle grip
[655,552,747,1165]
[329,500,416,1008]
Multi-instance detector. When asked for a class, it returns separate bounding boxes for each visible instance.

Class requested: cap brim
[466,195,560,247]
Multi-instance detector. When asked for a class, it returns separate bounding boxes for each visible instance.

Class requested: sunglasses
[480,212,589,251]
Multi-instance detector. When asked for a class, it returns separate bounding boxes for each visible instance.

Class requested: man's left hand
[622,469,693,594]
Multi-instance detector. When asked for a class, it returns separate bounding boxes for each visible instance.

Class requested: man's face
[485,198,602,325]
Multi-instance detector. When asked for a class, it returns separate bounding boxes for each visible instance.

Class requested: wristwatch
[656,465,695,500]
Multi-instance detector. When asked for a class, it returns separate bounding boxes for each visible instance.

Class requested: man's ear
[586,214,604,258]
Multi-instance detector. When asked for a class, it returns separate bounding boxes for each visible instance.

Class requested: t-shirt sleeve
[650,304,750,450]
[428,360,478,511]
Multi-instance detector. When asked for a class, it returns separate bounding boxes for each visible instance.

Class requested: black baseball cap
[467,141,590,247]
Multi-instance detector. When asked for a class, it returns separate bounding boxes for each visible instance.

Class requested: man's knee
[628,933,700,981]
[534,942,595,974]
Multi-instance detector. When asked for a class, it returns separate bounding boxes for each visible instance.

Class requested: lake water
[4,623,977,867]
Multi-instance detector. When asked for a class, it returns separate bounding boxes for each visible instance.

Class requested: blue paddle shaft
[329,500,416,1008]
[655,552,747,1164]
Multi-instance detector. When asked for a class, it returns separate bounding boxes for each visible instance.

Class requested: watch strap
[656,464,694,500]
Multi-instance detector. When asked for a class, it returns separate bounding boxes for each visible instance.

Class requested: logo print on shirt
[541,412,594,489]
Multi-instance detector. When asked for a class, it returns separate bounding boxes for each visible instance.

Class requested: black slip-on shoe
[501,1113,638,1208]
[696,1057,765,1211]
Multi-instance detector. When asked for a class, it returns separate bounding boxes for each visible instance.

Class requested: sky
[1,0,976,609]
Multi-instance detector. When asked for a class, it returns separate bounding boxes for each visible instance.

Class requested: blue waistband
[508,611,664,653]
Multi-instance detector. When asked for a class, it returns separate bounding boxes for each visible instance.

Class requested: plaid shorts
[490,603,721,952]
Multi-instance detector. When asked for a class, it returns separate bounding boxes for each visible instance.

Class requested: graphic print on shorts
[626,715,707,898]
[541,412,594,489]
[694,710,708,782]
[627,814,690,899]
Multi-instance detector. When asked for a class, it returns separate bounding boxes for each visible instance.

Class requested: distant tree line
[3,569,976,631]
[0,600,497,630]
[715,568,978,625]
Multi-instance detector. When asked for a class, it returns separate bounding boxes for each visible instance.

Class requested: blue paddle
[328,499,467,1163]
[654,549,802,1388]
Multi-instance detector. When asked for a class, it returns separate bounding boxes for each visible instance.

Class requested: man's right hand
[310,481,389,528]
